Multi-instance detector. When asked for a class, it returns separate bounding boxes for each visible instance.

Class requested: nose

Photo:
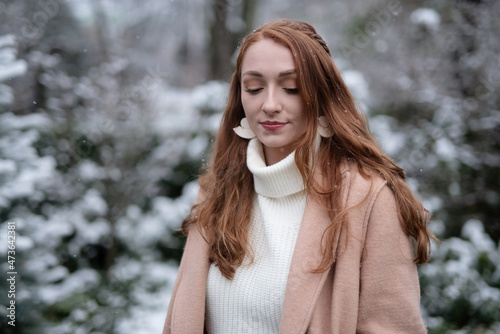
[261,88,282,114]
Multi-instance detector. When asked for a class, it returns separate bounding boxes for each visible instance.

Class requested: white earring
[233,117,256,139]
[318,116,334,137]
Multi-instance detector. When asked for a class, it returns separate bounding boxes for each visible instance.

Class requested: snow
[434,137,457,162]
[116,180,198,250]
[78,160,106,181]
[0,84,13,105]
[206,113,223,133]
[114,261,180,334]
[150,81,227,138]
[42,265,70,284]
[37,269,100,304]
[16,235,35,251]
[420,219,500,328]
[462,219,497,253]
[154,181,199,225]
[410,8,441,31]
[342,70,369,103]
[369,115,406,155]
[35,212,75,247]
[470,111,500,131]
[151,88,198,134]
[192,80,228,112]
[23,250,60,275]
[0,159,16,174]
[78,189,109,216]
[0,59,27,82]
[0,112,52,131]
[66,0,95,25]
[0,34,16,49]
[0,154,56,200]
[0,35,28,83]
[186,133,209,160]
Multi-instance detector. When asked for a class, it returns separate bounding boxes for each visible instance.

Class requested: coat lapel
[279,171,351,333]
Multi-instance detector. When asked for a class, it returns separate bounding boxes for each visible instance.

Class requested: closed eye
[244,87,263,94]
[284,88,299,94]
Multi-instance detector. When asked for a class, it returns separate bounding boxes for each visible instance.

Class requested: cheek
[296,120,308,137]
[241,96,259,118]
[294,108,308,136]
[292,101,307,123]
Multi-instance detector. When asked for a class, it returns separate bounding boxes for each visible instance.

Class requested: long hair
[183,19,437,280]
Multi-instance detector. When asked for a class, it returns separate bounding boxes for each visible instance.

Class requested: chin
[258,136,282,146]
[260,140,290,150]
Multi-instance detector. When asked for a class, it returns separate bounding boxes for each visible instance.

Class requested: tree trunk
[208,0,258,81]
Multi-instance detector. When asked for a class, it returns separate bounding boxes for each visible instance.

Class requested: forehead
[241,38,295,77]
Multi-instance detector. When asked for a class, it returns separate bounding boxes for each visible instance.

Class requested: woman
[163,19,436,333]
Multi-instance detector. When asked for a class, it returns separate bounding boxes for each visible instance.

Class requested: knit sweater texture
[205,138,307,333]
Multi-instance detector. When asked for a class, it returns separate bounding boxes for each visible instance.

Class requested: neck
[263,145,294,166]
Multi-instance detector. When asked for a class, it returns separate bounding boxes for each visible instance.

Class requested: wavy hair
[182,19,437,280]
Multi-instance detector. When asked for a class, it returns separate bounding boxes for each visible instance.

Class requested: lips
[260,121,287,131]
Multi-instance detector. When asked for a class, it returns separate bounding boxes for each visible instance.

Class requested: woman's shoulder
[340,160,388,205]
[339,161,400,237]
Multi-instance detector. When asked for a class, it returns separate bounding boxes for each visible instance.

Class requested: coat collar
[247,138,304,198]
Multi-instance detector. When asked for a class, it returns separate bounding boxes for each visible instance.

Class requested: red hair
[183,19,437,279]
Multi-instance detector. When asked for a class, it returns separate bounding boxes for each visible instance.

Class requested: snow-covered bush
[0,35,27,110]
[0,35,27,106]
[0,36,227,332]
[420,220,500,333]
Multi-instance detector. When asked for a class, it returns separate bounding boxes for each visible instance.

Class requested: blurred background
[0,0,499,333]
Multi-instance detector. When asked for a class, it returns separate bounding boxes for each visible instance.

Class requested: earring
[318,116,334,137]
[233,117,256,139]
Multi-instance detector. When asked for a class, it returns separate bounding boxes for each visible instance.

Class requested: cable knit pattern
[205,138,306,334]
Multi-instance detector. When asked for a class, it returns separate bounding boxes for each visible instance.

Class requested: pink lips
[261,121,287,131]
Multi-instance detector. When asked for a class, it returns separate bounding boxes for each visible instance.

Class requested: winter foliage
[0,0,499,333]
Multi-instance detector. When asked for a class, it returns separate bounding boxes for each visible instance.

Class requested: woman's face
[240,38,308,165]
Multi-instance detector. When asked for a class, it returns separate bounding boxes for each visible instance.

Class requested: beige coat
[163,164,427,333]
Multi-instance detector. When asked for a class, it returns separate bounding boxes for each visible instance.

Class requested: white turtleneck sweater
[205,138,307,334]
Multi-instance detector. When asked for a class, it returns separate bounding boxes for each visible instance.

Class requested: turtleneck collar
[246,138,305,198]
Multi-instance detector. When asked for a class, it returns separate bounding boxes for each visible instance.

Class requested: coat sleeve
[163,222,192,334]
[163,188,206,334]
[356,185,427,333]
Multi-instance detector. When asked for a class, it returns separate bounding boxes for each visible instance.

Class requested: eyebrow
[241,69,296,78]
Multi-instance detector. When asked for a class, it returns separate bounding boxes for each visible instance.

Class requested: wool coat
[163,163,427,333]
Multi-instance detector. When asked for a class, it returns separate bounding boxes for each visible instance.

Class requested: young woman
[163,19,436,334]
